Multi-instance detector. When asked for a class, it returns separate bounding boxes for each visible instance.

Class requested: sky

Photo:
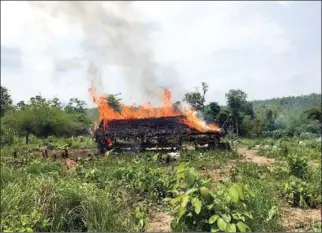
[1,1,321,107]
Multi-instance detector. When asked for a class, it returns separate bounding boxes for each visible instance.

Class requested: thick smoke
[29,1,174,104]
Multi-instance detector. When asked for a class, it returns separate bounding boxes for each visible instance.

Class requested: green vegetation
[0,84,321,232]
[1,136,320,232]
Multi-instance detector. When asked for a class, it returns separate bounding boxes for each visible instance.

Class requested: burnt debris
[94,115,230,154]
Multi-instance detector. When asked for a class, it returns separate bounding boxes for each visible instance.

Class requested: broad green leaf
[191,197,202,214]
[229,186,239,203]
[209,214,219,224]
[217,218,228,231]
[185,188,198,195]
[225,193,232,203]
[139,219,144,228]
[178,206,186,222]
[170,196,181,206]
[234,183,244,200]
[226,223,237,232]
[181,195,190,208]
[232,212,245,222]
[243,211,254,220]
[25,227,33,232]
[207,203,214,210]
[266,206,277,222]
[152,154,158,162]
[185,168,196,187]
[237,221,251,232]
[221,213,231,223]
[202,179,212,188]
[3,229,13,232]
[211,226,220,232]
[177,162,188,173]
[200,187,213,203]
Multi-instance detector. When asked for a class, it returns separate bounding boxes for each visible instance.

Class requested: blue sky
[1,1,321,106]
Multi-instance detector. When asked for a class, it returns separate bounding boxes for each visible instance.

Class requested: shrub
[167,163,255,232]
[286,153,309,179]
[283,176,318,208]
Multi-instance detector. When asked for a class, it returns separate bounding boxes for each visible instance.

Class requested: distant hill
[251,93,321,112]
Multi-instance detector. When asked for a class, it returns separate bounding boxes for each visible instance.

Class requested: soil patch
[199,161,236,189]
[309,161,320,169]
[237,148,275,165]
[146,212,172,232]
[281,207,321,232]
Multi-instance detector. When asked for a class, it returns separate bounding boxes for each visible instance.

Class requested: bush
[168,163,256,232]
[283,176,318,208]
[286,153,309,179]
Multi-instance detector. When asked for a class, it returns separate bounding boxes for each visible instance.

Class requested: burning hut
[90,88,231,153]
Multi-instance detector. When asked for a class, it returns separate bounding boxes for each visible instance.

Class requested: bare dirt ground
[146,212,173,232]
[309,161,320,169]
[199,161,236,188]
[199,147,276,187]
[281,207,322,232]
[237,148,275,165]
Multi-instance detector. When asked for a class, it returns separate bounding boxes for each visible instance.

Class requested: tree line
[1,84,321,145]
[181,82,321,138]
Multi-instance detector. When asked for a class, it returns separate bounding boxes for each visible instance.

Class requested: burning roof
[89,86,221,133]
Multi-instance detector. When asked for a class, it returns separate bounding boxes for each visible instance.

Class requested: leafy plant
[133,204,150,232]
[286,153,309,179]
[283,176,317,208]
[167,163,255,232]
[1,210,51,232]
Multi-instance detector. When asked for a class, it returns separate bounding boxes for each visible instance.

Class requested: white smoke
[22,1,184,105]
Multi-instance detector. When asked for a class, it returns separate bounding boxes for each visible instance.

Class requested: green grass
[1,136,321,232]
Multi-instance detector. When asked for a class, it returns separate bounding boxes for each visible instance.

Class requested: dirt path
[237,148,275,165]
[146,212,172,232]
[281,207,321,232]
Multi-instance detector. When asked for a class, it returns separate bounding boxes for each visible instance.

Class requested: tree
[2,106,35,144]
[183,82,208,111]
[201,82,208,105]
[204,102,221,123]
[65,98,86,114]
[16,101,26,110]
[183,92,204,111]
[2,96,85,144]
[264,109,276,131]
[50,97,61,108]
[65,98,90,125]
[303,106,322,123]
[0,86,13,117]
[241,102,255,118]
[107,94,122,113]
[225,89,247,136]
[216,108,233,127]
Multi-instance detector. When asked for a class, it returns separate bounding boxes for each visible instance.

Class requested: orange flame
[107,138,113,146]
[88,85,220,132]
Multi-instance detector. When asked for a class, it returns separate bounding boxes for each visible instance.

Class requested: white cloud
[1,1,320,106]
